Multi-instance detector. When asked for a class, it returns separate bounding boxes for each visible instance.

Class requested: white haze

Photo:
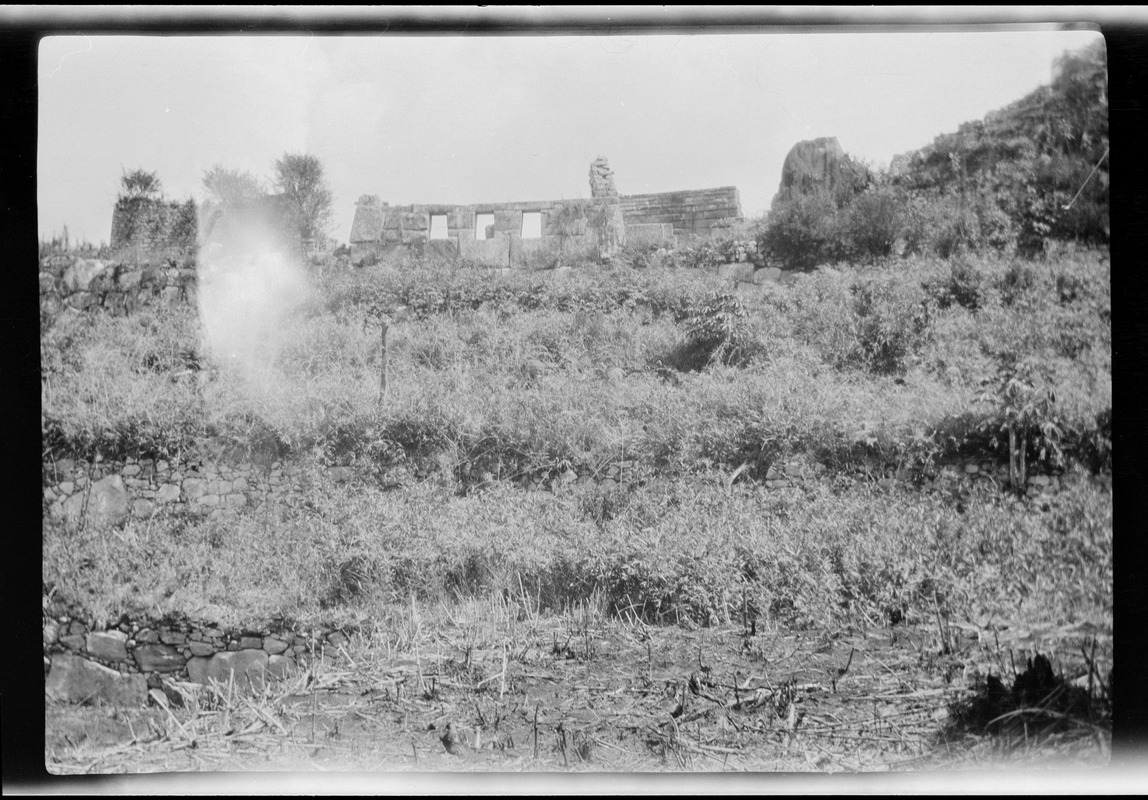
[195,206,313,389]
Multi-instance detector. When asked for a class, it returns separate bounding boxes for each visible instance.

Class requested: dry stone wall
[42,453,336,527]
[110,197,197,252]
[39,254,196,317]
[44,607,360,707]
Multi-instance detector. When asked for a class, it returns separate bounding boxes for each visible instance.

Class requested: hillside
[891,39,1108,253]
[761,39,1108,267]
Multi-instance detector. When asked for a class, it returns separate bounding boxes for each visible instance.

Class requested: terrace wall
[38,254,197,317]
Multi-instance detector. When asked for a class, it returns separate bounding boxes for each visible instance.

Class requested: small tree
[273,152,334,244]
[202,164,265,208]
[119,168,163,202]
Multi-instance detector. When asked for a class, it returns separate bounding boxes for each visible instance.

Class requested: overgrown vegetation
[40,40,1111,774]
[42,242,1110,632]
[760,40,1108,267]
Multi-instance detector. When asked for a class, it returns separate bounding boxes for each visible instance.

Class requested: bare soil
[44,612,1111,776]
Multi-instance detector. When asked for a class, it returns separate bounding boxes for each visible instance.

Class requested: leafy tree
[201,164,265,207]
[119,168,163,202]
[273,152,334,243]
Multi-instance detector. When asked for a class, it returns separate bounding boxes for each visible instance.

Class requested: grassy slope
[42,251,1112,636]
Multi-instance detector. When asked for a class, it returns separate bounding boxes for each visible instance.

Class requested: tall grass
[41,248,1111,631]
[41,250,1110,477]
[43,469,1112,633]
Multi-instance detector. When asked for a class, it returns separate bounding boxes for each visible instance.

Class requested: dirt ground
[44,610,1111,779]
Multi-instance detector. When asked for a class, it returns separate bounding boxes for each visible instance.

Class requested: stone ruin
[588,156,618,198]
[348,157,743,268]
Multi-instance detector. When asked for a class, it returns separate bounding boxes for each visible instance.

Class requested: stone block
[131,499,155,516]
[160,631,188,645]
[493,209,523,232]
[46,654,147,707]
[188,641,215,657]
[67,291,94,310]
[59,475,129,527]
[458,234,511,267]
[86,630,129,662]
[60,634,86,651]
[401,212,429,231]
[224,493,246,508]
[239,636,263,650]
[62,259,108,293]
[182,478,207,501]
[267,654,295,679]
[115,269,142,291]
[186,650,270,691]
[133,644,186,672]
[155,484,181,504]
[263,636,289,655]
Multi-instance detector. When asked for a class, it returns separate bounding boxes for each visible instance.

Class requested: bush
[759,190,838,269]
[841,185,903,262]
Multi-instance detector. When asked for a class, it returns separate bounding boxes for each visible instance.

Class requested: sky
[37,27,1104,245]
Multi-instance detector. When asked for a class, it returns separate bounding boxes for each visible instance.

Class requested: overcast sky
[37,27,1104,244]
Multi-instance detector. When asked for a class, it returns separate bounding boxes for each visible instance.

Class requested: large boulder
[61,259,108,293]
[772,137,862,207]
[45,654,147,707]
[61,475,130,528]
[186,650,271,691]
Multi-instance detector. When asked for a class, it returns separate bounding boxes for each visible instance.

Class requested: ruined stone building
[348,157,743,268]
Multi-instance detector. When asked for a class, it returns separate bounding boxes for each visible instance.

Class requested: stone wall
[349,196,625,268]
[110,197,198,253]
[44,607,360,706]
[42,452,337,527]
[349,158,744,266]
[39,254,196,317]
[617,186,743,241]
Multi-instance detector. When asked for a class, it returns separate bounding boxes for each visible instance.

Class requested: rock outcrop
[772,136,860,207]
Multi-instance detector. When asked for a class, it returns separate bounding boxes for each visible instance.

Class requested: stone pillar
[588,158,624,258]
[589,157,618,199]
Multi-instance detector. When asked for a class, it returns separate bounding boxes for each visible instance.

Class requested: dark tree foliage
[201,164,265,208]
[119,168,163,202]
[273,153,334,243]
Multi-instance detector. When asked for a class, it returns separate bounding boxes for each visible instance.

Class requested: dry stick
[378,317,389,406]
[533,706,539,760]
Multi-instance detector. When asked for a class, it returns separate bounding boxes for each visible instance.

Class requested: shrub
[841,185,904,262]
[849,274,934,374]
[759,190,839,269]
